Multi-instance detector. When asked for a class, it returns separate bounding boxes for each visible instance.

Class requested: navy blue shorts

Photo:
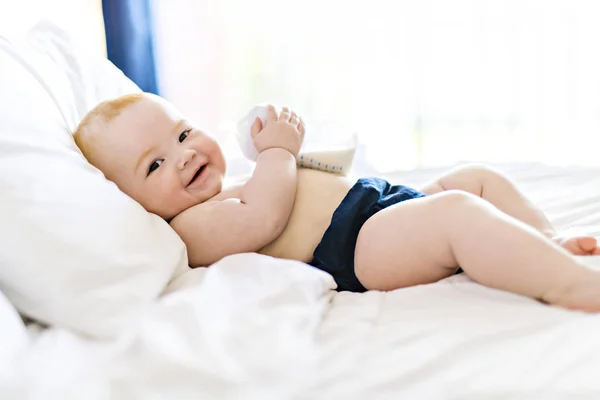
[309,177,428,292]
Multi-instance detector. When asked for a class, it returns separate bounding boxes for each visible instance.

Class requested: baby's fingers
[250,117,263,138]
[289,111,299,126]
[298,117,306,137]
[265,104,278,123]
[279,106,291,121]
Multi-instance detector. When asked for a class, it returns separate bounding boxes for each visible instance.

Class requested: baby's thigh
[354,195,460,291]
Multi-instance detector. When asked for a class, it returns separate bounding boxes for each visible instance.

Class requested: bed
[2,21,600,399]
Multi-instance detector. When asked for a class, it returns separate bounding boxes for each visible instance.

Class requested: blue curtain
[102,0,159,94]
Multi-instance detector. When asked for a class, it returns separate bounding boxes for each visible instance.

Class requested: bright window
[153,0,600,174]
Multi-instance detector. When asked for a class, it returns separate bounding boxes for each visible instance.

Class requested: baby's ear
[250,117,263,138]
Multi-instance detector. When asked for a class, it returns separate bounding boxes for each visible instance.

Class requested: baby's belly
[259,169,353,263]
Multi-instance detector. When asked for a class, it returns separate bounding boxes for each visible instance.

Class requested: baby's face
[94,95,226,219]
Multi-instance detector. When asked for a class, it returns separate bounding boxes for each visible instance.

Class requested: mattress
[4,162,600,399]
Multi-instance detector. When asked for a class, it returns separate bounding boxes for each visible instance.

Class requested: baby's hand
[250,105,305,157]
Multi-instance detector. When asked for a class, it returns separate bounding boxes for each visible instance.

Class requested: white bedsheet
[4,163,600,399]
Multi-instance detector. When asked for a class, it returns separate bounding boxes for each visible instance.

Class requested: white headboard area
[0,0,106,56]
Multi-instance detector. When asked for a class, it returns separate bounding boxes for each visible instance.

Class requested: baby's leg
[419,164,555,236]
[419,164,599,255]
[354,190,600,311]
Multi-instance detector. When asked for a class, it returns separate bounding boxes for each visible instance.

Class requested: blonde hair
[73,92,146,163]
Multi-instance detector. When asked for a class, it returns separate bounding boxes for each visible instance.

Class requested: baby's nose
[177,149,197,169]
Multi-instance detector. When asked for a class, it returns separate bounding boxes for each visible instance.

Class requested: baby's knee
[432,189,481,204]
[455,163,503,182]
[430,190,494,215]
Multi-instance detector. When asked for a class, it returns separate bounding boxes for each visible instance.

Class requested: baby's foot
[545,271,600,313]
[552,235,600,256]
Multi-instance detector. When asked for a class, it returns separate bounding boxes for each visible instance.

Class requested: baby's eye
[178,129,191,143]
[148,159,163,175]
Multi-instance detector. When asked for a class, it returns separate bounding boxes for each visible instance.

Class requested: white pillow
[0,289,28,378]
[0,20,189,339]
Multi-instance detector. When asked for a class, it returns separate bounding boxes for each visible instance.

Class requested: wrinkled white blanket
[4,163,600,399]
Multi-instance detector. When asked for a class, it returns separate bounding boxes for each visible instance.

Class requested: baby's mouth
[188,164,206,187]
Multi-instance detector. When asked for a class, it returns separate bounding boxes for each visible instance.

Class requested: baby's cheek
[205,137,223,156]
[145,181,175,210]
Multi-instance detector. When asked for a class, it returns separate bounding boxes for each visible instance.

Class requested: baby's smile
[187,163,207,188]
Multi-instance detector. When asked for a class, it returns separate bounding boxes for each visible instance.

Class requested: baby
[74,92,600,311]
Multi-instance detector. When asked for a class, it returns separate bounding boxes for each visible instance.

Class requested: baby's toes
[577,236,598,253]
[555,237,588,255]
[567,243,588,255]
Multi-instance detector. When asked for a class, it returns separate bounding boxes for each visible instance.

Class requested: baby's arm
[171,105,304,266]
